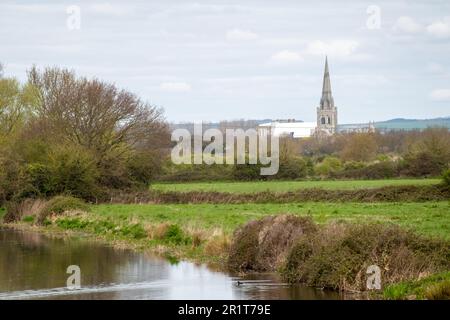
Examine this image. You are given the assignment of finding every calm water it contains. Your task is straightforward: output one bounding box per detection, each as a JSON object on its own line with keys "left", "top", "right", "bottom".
{"left": 0, "top": 227, "right": 341, "bottom": 300}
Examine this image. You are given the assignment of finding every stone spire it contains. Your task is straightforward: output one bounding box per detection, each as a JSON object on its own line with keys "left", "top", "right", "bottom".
{"left": 320, "top": 56, "right": 334, "bottom": 110}
{"left": 316, "top": 56, "right": 338, "bottom": 134}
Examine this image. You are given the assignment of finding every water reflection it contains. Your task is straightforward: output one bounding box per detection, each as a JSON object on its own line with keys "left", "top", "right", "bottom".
{"left": 0, "top": 228, "right": 341, "bottom": 300}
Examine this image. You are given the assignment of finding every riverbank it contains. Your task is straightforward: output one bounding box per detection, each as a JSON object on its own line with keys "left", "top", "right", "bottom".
{"left": 1, "top": 199, "right": 449, "bottom": 299}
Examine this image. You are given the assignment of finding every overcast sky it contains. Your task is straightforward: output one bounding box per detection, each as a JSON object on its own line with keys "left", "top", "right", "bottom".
{"left": 1, "top": 0, "right": 449, "bottom": 123}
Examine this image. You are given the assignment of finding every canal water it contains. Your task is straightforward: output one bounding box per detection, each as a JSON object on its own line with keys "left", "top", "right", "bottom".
{"left": 0, "top": 227, "right": 341, "bottom": 300}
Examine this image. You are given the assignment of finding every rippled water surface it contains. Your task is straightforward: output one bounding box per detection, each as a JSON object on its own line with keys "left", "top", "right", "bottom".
{"left": 0, "top": 227, "right": 341, "bottom": 300}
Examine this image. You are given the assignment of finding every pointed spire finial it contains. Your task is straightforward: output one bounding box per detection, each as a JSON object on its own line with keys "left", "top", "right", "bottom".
{"left": 320, "top": 57, "right": 334, "bottom": 108}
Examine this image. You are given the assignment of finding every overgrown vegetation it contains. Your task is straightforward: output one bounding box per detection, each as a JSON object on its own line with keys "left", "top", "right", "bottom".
{"left": 383, "top": 272, "right": 450, "bottom": 300}
{"left": 2, "top": 196, "right": 89, "bottom": 224}
{"left": 228, "top": 215, "right": 317, "bottom": 272}
{"left": 226, "top": 215, "right": 450, "bottom": 293}
{"left": 148, "top": 184, "right": 450, "bottom": 204}
{"left": 442, "top": 169, "right": 450, "bottom": 187}
{"left": 152, "top": 178, "right": 440, "bottom": 193}
{"left": 156, "top": 129, "right": 450, "bottom": 182}
{"left": 36, "top": 196, "right": 90, "bottom": 225}
{"left": 0, "top": 66, "right": 169, "bottom": 205}
{"left": 281, "top": 222, "right": 450, "bottom": 292}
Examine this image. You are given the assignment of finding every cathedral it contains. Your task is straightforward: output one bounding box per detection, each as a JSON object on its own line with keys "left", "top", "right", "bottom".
{"left": 259, "top": 57, "right": 342, "bottom": 138}
{"left": 316, "top": 57, "right": 338, "bottom": 135}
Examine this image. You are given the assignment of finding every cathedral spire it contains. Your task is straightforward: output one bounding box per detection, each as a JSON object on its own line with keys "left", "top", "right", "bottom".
{"left": 317, "top": 57, "right": 338, "bottom": 135}
{"left": 320, "top": 56, "right": 334, "bottom": 109}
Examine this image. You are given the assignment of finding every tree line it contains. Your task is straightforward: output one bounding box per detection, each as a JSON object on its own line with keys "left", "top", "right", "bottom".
{"left": 158, "top": 128, "right": 450, "bottom": 181}
{"left": 0, "top": 64, "right": 170, "bottom": 204}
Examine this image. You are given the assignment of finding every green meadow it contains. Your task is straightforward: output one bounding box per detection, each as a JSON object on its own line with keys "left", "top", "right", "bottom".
{"left": 151, "top": 178, "right": 441, "bottom": 194}
{"left": 91, "top": 201, "right": 450, "bottom": 240}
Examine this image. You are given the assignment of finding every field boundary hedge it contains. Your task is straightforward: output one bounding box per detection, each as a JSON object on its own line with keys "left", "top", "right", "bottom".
{"left": 104, "top": 184, "right": 449, "bottom": 204}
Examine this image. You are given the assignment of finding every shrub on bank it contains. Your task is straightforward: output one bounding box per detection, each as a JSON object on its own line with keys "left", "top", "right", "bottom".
{"left": 2, "top": 198, "right": 46, "bottom": 223}
{"left": 281, "top": 223, "right": 450, "bottom": 292}
{"left": 227, "top": 215, "right": 317, "bottom": 272}
{"left": 227, "top": 216, "right": 450, "bottom": 293}
{"left": 148, "top": 223, "right": 191, "bottom": 245}
{"left": 37, "top": 196, "right": 90, "bottom": 225}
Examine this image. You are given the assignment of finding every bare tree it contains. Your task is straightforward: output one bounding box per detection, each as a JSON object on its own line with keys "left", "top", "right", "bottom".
{"left": 27, "top": 66, "right": 169, "bottom": 159}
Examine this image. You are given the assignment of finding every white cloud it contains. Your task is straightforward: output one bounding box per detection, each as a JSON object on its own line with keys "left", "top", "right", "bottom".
{"left": 4, "top": 4, "right": 62, "bottom": 13}
{"left": 270, "top": 50, "right": 303, "bottom": 64}
{"left": 89, "top": 3, "right": 134, "bottom": 16}
{"left": 393, "top": 16, "right": 422, "bottom": 33}
{"left": 427, "top": 18, "right": 450, "bottom": 38}
{"left": 226, "top": 29, "right": 259, "bottom": 41}
{"left": 305, "top": 40, "right": 359, "bottom": 57}
{"left": 426, "top": 63, "right": 446, "bottom": 75}
{"left": 430, "top": 89, "right": 450, "bottom": 101}
{"left": 160, "top": 82, "right": 192, "bottom": 93}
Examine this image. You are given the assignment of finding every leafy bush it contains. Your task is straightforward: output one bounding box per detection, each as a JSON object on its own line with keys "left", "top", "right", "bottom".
{"left": 314, "top": 156, "right": 343, "bottom": 177}
{"left": 232, "top": 162, "right": 265, "bottom": 181}
{"left": 442, "top": 169, "right": 450, "bottom": 187}
{"left": 274, "top": 157, "right": 308, "bottom": 180}
{"left": 163, "top": 224, "right": 190, "bottom": 244}
{"left": 158, "top": 163, "right": 233, "bottom": 182}
{"left": 127, "top": 151, "right": 161, "bottom": 186}
{"left": 343, "top": 161, "right": 366, "bottom": 171}
{"left": 403, "top": 151, "right": 447, "bottom": 177}
{"left": 335, "top": 161, "right": 398, "bottom": 179}
{"left": 24, "top": 163, "right": 53, "bottom": 196}
{"left": 46, "top": 145, "right": 100, "bottom": 200}
{"left": 119, "top": 223, "right": 147, "bottom": 239}
{"left": 56, "top": 217, "right": 90, "bottom": 230}
{"left": 37, "top": 196, "right": 90, "bottom": 225}
{"left": 22, "top": 215, "right": 34, "bottom": 223}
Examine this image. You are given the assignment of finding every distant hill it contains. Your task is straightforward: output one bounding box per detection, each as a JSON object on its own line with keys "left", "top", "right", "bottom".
{"left": 170, "top": 117, "right": 450, "bottom": 132}
{"left": 374, "top": 117, "right": 450, "bottom": 130}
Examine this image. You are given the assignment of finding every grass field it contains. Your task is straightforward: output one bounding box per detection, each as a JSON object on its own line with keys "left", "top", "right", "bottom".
{"left": 151, "top": 178, "right": 441, "bottom": 194}
{"left": 92, "top": 201, "right": 450, "bottom": 239}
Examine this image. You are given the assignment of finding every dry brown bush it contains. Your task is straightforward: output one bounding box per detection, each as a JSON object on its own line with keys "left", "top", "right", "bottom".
{"left": 282, "top": 223, "right": 450, "bottom": 292}
{"left": 3, "top": 198, "right": 47, "bottom": 223}
{"left": 228, "top": 215, "right": 317, "bottom": 272}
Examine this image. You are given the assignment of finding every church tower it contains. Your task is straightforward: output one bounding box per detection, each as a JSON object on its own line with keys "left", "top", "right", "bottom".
{"left": 317, "top": 57, "right": 338, "bottom": 134}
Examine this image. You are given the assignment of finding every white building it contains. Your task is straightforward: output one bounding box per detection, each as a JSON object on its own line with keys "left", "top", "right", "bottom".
{"left": 258, "top": 120, "right": 317, "bottom": 138}
{"left": 258, "top": 57, "right": 346, "bottom": 138}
